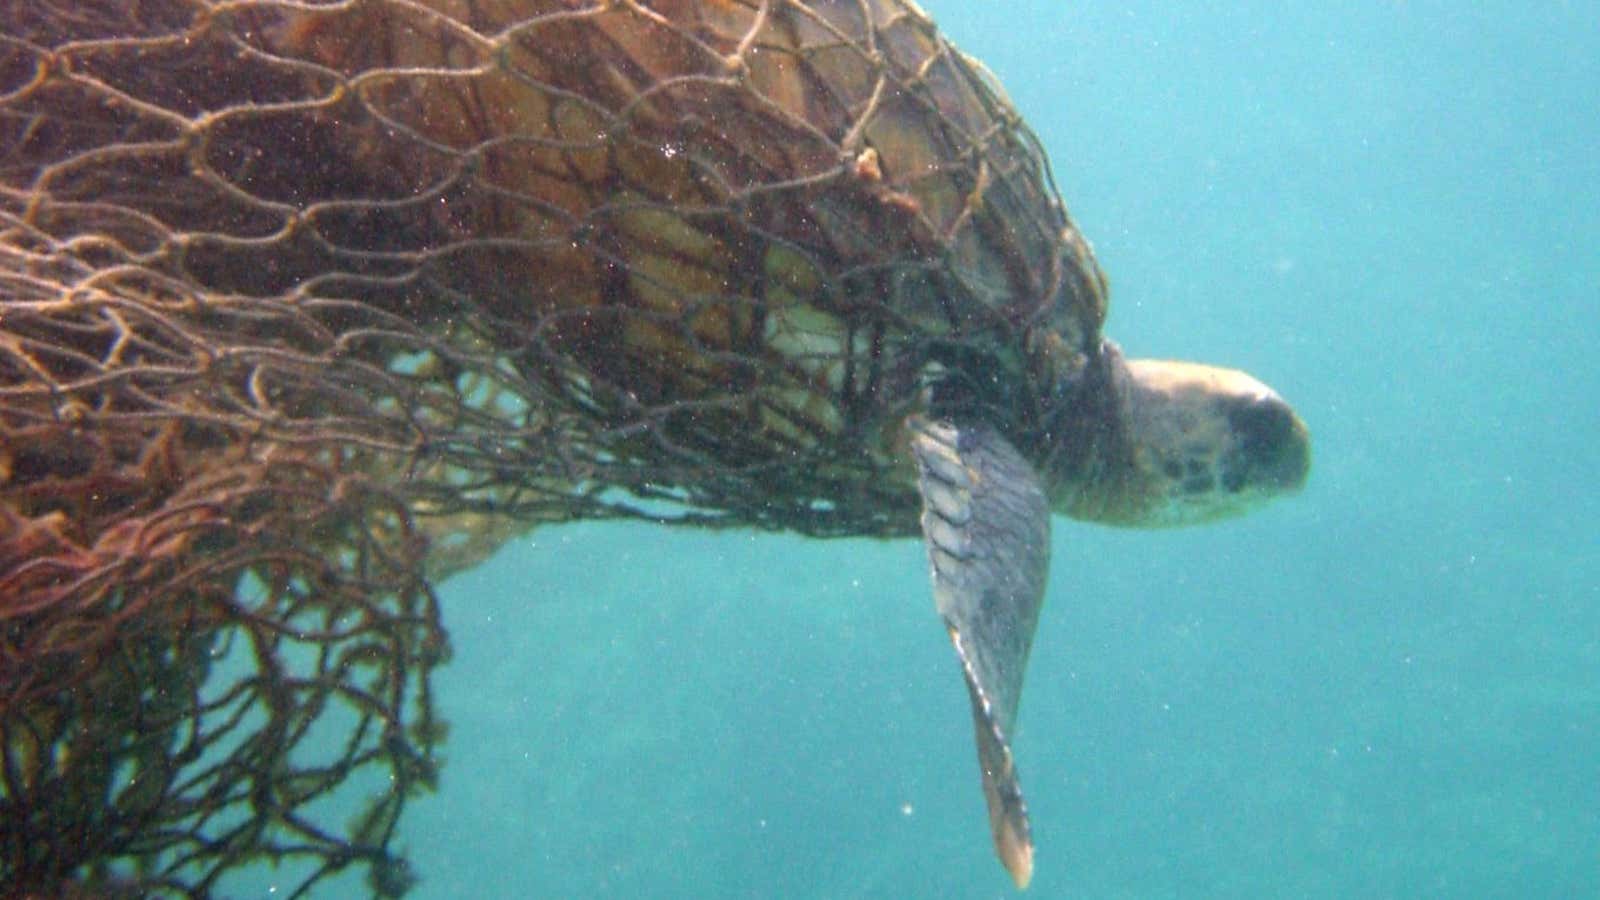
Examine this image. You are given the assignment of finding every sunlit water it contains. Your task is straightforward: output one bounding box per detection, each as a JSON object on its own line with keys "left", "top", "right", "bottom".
{"left": 240, "top": 3, "right": 1598, "bottom": 897}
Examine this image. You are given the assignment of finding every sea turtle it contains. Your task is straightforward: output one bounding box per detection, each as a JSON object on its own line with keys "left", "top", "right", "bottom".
{"left": 2, "top": 0, "right": 1309, "bottom": 890}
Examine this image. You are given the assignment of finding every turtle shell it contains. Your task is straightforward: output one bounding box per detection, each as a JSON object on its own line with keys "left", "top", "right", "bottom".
{"left": 2, "top": 0, "right": 1106, "bottom": 540}
{"left": 257, "top": 0, "right": 1111, "bottom": 535}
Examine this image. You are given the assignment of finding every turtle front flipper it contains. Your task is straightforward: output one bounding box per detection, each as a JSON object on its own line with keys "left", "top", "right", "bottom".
{"left": 909, "top": 417, "right": 1051, "bottom": 890}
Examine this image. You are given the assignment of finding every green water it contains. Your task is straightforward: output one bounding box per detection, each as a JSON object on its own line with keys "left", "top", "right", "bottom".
{"left": 255, "top": 3, "right": 1598, "bottom": 897}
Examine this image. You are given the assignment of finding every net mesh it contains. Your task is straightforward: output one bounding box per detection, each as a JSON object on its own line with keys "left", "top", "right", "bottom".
{"left": 0, "top": 0, "right": 1105, "bottom": 894}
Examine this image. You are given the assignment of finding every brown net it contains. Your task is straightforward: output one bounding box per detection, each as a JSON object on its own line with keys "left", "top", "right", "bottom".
{"left": 0, "top": 0, "right": 1105, "bottom": 895}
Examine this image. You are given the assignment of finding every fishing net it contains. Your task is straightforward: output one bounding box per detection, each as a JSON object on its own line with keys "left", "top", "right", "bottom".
{"left": 0, "top": 0, "right": 1101, "bottom": 894}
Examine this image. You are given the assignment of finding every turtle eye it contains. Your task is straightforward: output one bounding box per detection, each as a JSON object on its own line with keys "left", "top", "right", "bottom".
{"left": 1227, "top": 395, "right": 1310, "bottom": 490}
{"left": 1229, "top": 396, "right": 1296, "bottom": 454}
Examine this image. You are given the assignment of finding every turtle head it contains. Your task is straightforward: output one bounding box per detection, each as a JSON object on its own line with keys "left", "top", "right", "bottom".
{"left": 1056, "top": 344, "right": 1310, "bottom": 527}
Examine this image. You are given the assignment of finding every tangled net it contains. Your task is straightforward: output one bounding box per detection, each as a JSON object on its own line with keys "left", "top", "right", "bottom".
{"left": 1, "top": 0, "right": 1101, "bottom": 895}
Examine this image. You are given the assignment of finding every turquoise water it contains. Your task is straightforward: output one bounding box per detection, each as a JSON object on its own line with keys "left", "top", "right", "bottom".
{"left": 310, "top": 4, "right": 1596, "bottom": 897}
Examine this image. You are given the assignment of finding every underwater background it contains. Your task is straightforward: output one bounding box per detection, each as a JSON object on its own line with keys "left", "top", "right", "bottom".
{"left": 236, "top": 2, "right": 1597, "bottom": 896}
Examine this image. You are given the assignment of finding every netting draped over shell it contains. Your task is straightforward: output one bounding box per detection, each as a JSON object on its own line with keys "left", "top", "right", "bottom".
{"left": 1, "top": 0, "right": 1104, "bottom": 893}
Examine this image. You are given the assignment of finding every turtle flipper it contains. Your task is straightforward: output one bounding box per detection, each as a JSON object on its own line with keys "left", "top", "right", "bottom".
{"left": 909, "top": 417, "right": 1051, "bottom": 890}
